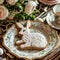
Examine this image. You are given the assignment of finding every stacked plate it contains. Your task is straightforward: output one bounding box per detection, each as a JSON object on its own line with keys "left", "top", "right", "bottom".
{"left": 2, "top": 21, "right": 59, "bottom": 60}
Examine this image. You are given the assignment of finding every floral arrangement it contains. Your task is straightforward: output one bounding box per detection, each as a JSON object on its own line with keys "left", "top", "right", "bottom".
{"left": 0, "top": 0, "right": 41, "bottom": 20}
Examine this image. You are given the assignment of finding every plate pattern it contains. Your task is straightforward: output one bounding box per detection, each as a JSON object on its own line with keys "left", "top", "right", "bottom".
{"left": 3, "top": 21, "right": 59, "bottom": 60}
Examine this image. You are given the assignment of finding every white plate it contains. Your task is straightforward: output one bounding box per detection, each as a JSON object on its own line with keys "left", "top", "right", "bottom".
{"left": 3, "top": 21, "right": 59, "bottom": 60}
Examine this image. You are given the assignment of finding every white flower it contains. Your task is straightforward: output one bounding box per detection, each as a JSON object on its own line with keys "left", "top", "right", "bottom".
{"left": 6, "top": 0, "right": 18, "bottom": 5}
{"left": 0, "top": 48, "right": 3, "bottom": 55}
{"left": 0, "top": 0, "right": 4, "bottom": 4}
{"left": 0, "top": 6, "right": 9, "bottom": 20}
{"left": 25, "top": 0, "right": 38, "bottom": 15}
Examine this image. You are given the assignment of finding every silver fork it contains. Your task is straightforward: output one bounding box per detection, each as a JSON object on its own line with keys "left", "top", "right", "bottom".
{"left": 34, "top": 6, "right": 53, "bottom": 22}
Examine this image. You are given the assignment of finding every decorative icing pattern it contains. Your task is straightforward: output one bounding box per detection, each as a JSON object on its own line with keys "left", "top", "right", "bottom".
{"left": 3, "top": 22, "right": 58, "bottom": 59}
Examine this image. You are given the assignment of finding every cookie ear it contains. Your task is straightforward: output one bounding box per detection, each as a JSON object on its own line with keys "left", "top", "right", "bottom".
{"left": 26, "top": 21, "right": 31, "bottom": 28}
{"left": 16, "top": 23, "right": 24, "bottom": 29}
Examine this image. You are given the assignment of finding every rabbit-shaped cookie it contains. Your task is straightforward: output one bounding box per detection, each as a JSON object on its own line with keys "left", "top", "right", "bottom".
{"left": 15, "top": 21, "right": 48, "bottom": 50}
